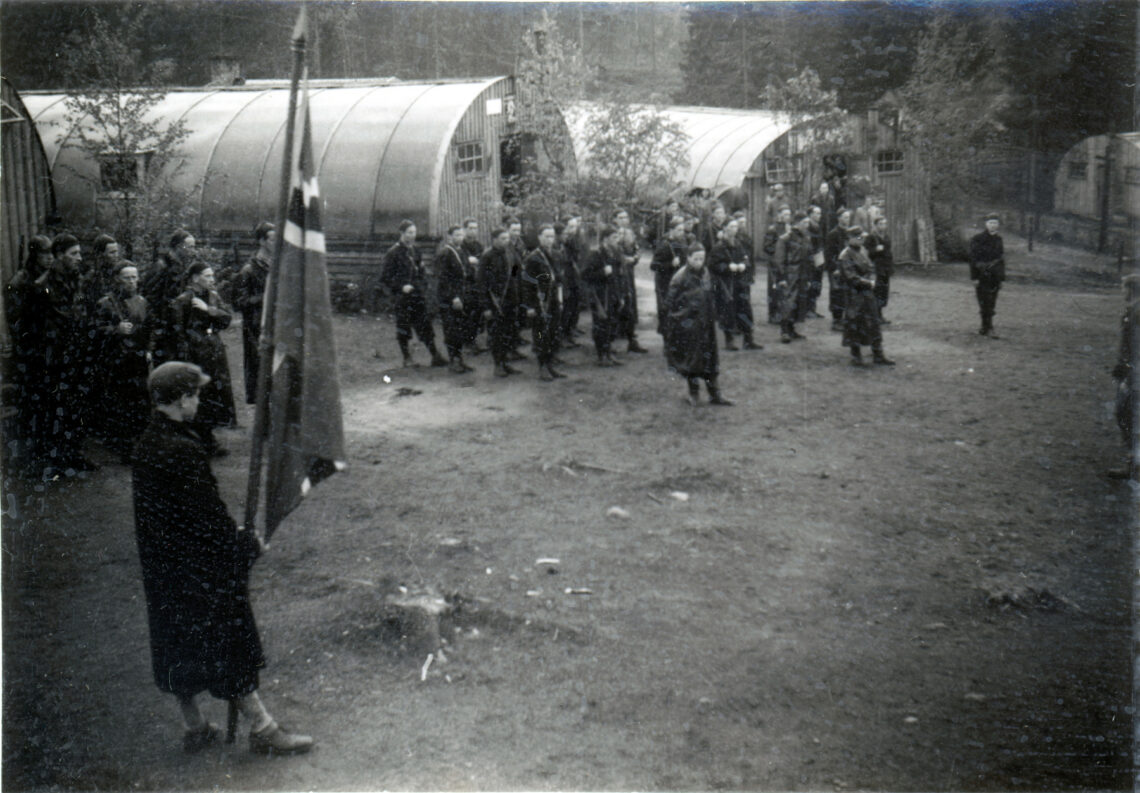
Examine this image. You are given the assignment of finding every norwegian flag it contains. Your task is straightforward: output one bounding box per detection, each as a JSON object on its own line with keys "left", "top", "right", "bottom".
{"left": 263, "top": 73, "right": 346, "bottom": 540}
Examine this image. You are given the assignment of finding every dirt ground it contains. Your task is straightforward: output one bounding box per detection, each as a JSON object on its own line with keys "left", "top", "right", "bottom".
{"left": 2, "top": 237, "right": 1135, "bottom": 791}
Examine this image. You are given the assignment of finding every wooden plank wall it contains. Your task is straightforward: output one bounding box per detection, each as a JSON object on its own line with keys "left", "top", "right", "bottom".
{"left": 435, "top": 78, "right": 512, "bottom": 242}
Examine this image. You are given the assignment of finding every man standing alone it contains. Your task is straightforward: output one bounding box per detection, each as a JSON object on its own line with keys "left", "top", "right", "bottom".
{"left": 969, "top": 213, "right": 1005, "bottom": 338}
{"left": 132, "top": 361, "right": 312, "bottom": 756}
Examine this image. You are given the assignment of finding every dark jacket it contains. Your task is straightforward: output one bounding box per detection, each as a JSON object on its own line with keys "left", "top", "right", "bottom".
{"left": 233, "top": 252, "right": 271, "bottom": 330}
{"left": 651, "top": 239, "right": 687, "bottom": 279}
{"left": 969, "top": 231, "right": 1004, "bottom": 282}
{"left": 380, "top": 242, "right": 428, "bottom": 296}
{"left": 479, "top": 245, "right": 519, "bottom": 316}
{"left": 664, "top": 264, "right": 719, "bottom": 379}
{"left": 436, "top": 243, "right": 476, "bottom": 307}
{"left": 521, "top": 246, "right": 562, "bottom": 316}
{"left": 169, "top": 288, "right": 236, "bottom": 427}
{"left": 867, "top": 231, "right": 893, "bottom": 278}
{"left": 581, "top": 246, "right": 624, "bottom": 317}
{"left": 131, "top": 412, "right": 263, "bottom": 699}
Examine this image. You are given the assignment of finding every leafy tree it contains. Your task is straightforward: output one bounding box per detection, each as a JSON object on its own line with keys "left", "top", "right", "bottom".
{"left": 59, "top": 9, "right": 197, "bottom": 260}
{"left": 896, "top": 11, "right": 1011, "bottom": 256}
{"left": 570, "top": 101, "right": 690, "bottom": 213}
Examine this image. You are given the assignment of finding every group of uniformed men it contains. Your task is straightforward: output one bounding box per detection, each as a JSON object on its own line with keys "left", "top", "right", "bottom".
{"left": 4, "top": 224, "right": 277, "bottom": 476}
{"left": 373, "top": 182, "right": 910, "bottom": 400}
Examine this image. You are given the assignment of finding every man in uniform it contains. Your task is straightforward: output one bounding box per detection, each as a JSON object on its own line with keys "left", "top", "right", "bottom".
{"left": 435, "top": 225, "right": 476, "bottom": 374}
{"left": 522, "top": 224, "right": 566, "bottom": 381}
{"left": 710, "top": 218, "right": 761, "bottom": 350}
{"left": 480, "top": 228, "right": 522, "bottom": 377}
{"left": 582, "top": 225, "right": 625, "bottom": 367}
{"left": 867, "top": 215, "right": 894, "bottom": 324}
{"left": 838, "top": 227, "right": 895, "bottom": 366}
{"left": 31, "top": 233, "right": 97, "bottom": 475}
{"left": 824, "top": 209, "right": 853, "bottom": 331}
{"left": 381, "top": 220, "right": 447, "bottom": 367}
{"left": 772, "top": 211, "right": 813, "bottom": 344}
{"left": 460, "top": 217, "right": 487, "bottom": 354}
{"left": 233, "top": 222, "right": 275, "bottom": 404}
{"left": 132, "top": 361, "right": 313, "bottom": 756}
{"left": 555, "top": 218, "right": 583, "bottom": 349}
{"left": 614, "top": 209, "right": 648, "bottom": 354}
{"left": 651, "top": 216, "right": 687, "bottom": 335}
{"left": 764, "top": 205, "right": 792, "bottom": 324}
{"left": 94, "top": 262, "right": 151, "bottom": 461}
{"left": 969, "top": 213, "right": 1005, "bottom": 338}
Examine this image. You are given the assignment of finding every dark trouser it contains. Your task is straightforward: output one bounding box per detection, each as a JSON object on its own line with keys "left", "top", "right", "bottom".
{"left": 592, "top": 308, "right": 617, "bottom": 357}
{"left": 394, "top": 294, "right": 436, "bottom": 357}
{"left": 828, "top": 269, "right": 847, "bottom": 320}
{"left": 806, "top": 267, "right": 823, "bottom": 313}
{"left": 732, "top": 282, "right": 754, "bottom": 340}
{"left": 874, "top": 273, "right": 891, "bottom": 316}
{"left": 688, "top": 375, "right": 723, "bottom": 398}
{"left": 767, "top": 268, "right": 779, "bottom": 323}
{"left": 241, "top": 320, "right": 259, "bottom": 405}
{"left": 441, "top": 306, "right": 472, "bottom": 360}
{"left": 488, "top": 309, "right": 517, "bottom": 366}
{"left": 533, "top": 303, "right": 561, "bottom": 366}
{"left": 975, "top": 277, "right": 1001, "bottom": 330}
{"left": 562, "top": 275, "right": 581, "bottom": 340}
{"left": 654, "top": 270, "right": 677, "bottom": 334}
{"left": 620, "top": 275, "right": 639, "bottom": 341}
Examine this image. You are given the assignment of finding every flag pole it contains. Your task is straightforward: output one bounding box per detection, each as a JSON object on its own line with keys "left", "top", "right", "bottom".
{"left": 244, "top": 6, "right": 307, "bottom": 537}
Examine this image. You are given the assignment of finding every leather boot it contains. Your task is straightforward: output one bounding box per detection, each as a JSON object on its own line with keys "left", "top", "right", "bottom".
{"left": 742, "top": 331, "right": 763, "bottom": 350}
{"left": 687, "top": 380, "right": 701, "bottom": 406}
{"left": 850, "top": 346, "right": 866, "bottom": 367}
{"left": 872, "top": 348, "right": 895, "bottom": 366}
{"left": 724, "top": 332, "right": 739, "bottom": 351}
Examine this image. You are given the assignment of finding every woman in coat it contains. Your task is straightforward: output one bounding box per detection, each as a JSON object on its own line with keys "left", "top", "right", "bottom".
{"left": 663, "top": 244, "right": 733, "bottom": 406}
{"left": 169, "top": 262, "right": 237, "bottom": 453}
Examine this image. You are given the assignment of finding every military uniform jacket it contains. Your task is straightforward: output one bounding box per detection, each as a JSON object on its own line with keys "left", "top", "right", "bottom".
{"left": 968, "top": 231, "right": 1004, "bottom": 282}
{"left": 710, "top": 237, "right": 753, "bottom": 285}
{"left": 380, "top": 242, "right": 428, "bottom": 296}
{"left": 233, "top": 253, "right": 270, "bottom": 328}
{"left": 436, "top": 243, "right": 476, "bottom": 307}
{"left": 522, "top": 246, "right": 562, "bottom": 316}
{"left": 867, "top": 232, "right": 893, "bottom": 278}
{"left": 651, "top": 240, "right": 687, "bottom": 278}
{"left": 772, "top": 230, "right": 812, "bottom": 286}
{"left": 581, "top": 246, "right": 624, "bottom": 315}
{"left": 837, "top": 246, "right": 875, "bottom": 291}
{"left": 479, "top": 246, "right": 520, "bottom": 316}
{"left": 95, "top": 289, "right": 150, "bottom": 359}
{"left": 825, "top": 227, "right": 849, "bottom": 273}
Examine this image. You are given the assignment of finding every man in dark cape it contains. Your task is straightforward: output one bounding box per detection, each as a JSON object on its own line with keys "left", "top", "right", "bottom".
{"left": 132, "top": 361, "right": 312, "bottom": 755}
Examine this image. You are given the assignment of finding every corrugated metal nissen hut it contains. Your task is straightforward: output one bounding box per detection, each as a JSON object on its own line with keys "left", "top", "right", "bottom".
{"left": 1049, "top": 132, "right": 1139, "bottom": 254}
{"left": 24, "top": 76, "right": 577, "bottom": 256}
{"left": 1, "top": 77, "right": 58, "bottom": 353}
{"left": 573, "top": 100, "right": 935, "bottom": 262}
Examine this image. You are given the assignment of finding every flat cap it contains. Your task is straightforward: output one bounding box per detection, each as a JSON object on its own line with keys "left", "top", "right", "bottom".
{"left": 149, "top": 361, "right": 211, "bottom": 405}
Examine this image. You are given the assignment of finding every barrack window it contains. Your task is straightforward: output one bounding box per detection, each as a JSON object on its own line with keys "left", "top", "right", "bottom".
{"left": 98, "top": 151, "right": 152, "bottom": 192}
{"left": 764, "top": 157, "right": 800, "bottom": 185}
{"left": 1068, "top": 161, "right": 1087, "bottom": 180}
{"left": 456, "top": 141, "right": 485, "bottom": 176}
{"left": 875, "top": 150, "right": 904, "bottom": 175}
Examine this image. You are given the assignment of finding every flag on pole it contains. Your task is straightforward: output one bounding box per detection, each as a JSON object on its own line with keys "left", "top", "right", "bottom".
{"left": 264, "top": 73, "right": 346, "bottom": 540}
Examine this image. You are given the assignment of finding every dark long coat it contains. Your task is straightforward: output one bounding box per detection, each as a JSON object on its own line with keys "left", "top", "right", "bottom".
{"left": 664, "top": 264, "right": 719, "bottom": 379}
{"left": 772, "top": 228, "right": 813, "bottom": 322}
{"left": 169, "top": 288, "right": 237, "bottom": 427}
{"left": 94, "top": 289, "right": 152, "bottom": 452}
{"left": 709, "top": 236, "right": 753, "bottom": 332}
{"left": 838, "top": 245, "right": 882, "bottom": 347}
{"left": 131, "top": 413, "right": 263, "bottom": 699}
